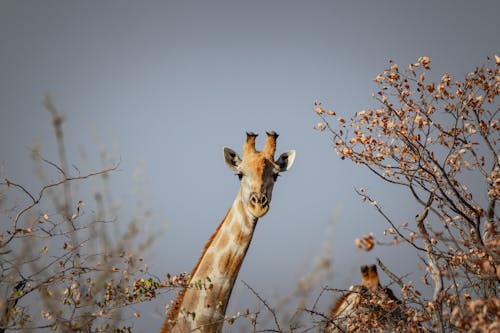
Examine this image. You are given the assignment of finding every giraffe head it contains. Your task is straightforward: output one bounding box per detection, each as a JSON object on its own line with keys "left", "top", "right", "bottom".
{"left": 223, "top": 131, "right": 296, "bottom": 218}
{"left": 360, "top": 264, "right": 381, "bottom": 291}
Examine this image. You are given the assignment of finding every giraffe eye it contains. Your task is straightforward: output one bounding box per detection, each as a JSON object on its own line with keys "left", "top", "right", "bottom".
{"left": 273, "top": 173, "right": 280, "bottom": 181}
{"left": 236, "top": 173, "right": 243, "bottom": 180}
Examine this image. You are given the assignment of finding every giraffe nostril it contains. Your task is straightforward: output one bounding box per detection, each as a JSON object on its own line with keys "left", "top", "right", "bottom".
{"left": 250, "top": 193, "right": 268, "bottom": 207}
{"left": 250, "top": 193, "right": 259, "bottom": 205}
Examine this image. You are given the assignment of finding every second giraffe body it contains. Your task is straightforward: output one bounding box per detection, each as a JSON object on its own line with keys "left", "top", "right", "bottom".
{"left": 325, "top": 265, "right": 404, "bottom": 332}
{"left": 161, "top": 132, "right": 295, "bottom": 333}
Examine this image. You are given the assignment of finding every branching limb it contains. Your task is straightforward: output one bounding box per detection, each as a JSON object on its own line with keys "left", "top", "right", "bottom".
{"left": 415, "top": 193, "right": 444, "bottom": 333}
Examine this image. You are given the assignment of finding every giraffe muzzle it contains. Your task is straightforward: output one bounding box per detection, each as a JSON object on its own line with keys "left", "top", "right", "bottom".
{"left": 249, "top": 192, "right": 270, "bottom": 217}
{"left": 250, "top": 192, "right": 268, "bottom": 206}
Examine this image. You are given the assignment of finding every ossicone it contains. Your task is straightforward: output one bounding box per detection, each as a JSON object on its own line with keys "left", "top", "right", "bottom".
{"left": 243, "top": 132, "right": 258, "bottom": 156}
{"left": 262, "top": 131, "right": 279, "bottom": 158}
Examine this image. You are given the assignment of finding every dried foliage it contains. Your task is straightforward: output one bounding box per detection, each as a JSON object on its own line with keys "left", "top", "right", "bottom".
{"left": 320, "top": 264, "right": 418, "bottom": 333}
{"left": 324, "top": 285, "right": 418, "bottom": 333}
{"left": 315, "top": 56, "right": 499, "bottom": 332}
{"left": 0, "top": 96, "right": 184, "bottom": 332}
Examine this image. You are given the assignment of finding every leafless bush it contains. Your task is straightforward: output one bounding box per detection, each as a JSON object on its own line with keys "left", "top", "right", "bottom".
{"left": 0, "top": 96, "right": 183, "bottom": 332}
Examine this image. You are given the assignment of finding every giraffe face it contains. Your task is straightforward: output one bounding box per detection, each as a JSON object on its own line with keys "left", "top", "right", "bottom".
{"left": 223, "top": 132, "right": 295, "bottom": 218}
{"left": 360, "top": 264, "right": 380, "bottom": 291}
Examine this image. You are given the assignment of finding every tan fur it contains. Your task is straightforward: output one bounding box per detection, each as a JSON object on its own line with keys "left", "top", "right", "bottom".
{"left": 329, "top": 292, "right": 356, "bottom": 319}
{"left": 197, "top": 252, "right": 214, "bottom": 276}
{"left": 216, "top": 233, "right": 229, "bottom": 250}
{"left": 234, "top": 229, "right": 252, "bottom": 246}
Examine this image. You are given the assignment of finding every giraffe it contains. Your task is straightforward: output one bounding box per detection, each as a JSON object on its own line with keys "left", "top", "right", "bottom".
{"left": 161, "top": 131, "right": 296, "bottom": 333}
{"left": 324, "top": 264, "right": 404, "bottom": 332}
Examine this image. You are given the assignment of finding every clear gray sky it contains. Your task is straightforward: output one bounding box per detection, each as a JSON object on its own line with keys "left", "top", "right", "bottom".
{"left": 1, "top": 1, "right": 499, "bottom": 331}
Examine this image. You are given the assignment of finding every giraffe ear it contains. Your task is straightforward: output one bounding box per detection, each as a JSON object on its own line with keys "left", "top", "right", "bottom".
{"left": 223, "top": 147, "right": 242, "bottom": 170}
{"left": 275, "top": 150, "right": 296, "bottom": 172}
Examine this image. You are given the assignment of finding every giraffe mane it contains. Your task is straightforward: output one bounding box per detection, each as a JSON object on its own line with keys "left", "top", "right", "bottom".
{"left": 329, "top": 292, "right": 350, "bottom": 318}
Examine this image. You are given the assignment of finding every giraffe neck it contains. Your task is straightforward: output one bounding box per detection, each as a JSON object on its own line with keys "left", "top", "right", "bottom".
{"left": 161, "top": 191, "right": 258, "bottom": 333}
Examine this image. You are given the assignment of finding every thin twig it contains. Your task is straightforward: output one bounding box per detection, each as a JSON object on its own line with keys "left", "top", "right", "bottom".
{"left": 242, "top": 280, "right": 282, "bottom": 332}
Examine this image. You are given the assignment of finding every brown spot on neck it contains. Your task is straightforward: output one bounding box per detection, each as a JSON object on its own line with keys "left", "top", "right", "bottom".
{"left": 216, "top": 232, "right": 229, "bottom": 250}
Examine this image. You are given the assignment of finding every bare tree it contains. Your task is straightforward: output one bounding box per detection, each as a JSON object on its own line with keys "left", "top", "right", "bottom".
{"left": 315, "top": 55, "right": 499, "bottom": 332}
{"left": 0, "top": 96, "right": 182, "bottom": 332}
